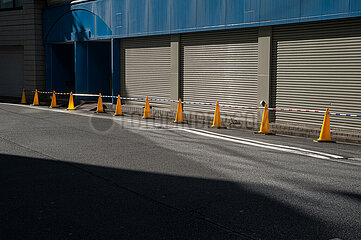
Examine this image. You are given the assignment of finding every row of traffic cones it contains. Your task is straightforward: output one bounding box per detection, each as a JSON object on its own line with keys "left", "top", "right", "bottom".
{"left": 28, "top": 89, "right": 74, "bottom": 110}
{"left": 25, "top": 88, "right": 334, "bottom": 142}
{"left": 94, "top": 93, "right": 123, "bottom": 116}
{"left": 22, "top": 89, "right": 63, "bottom": 108}
{"left": 25, "top": 89, "right": 121, "bottom": 114}
{"left": 255, "top": 104, "right": 334, "bottom": 142}
{"left": 143, "top": 97, "right": 223, "bottom": 128}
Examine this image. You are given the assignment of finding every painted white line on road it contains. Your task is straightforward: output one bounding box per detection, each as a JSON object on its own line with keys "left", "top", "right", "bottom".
{"left": 185, "top": 128, "right": 344, "bottom": 159}
{"left": 3, "top": 103, "right": 361, "bottom": 166}
{"left": 0, "top": 103, "right": 171, "bottom": 129}
{"left": 180, "top": 128, "right": 332, "bottom": 160}
{"left": 179, "top": 129, "right": 361, "bottom": 166}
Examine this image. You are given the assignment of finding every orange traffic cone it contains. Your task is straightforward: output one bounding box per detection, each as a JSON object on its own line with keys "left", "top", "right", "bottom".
{"left": 255, "top": 104, "right": 273, "bottom": 135}
{"left": 50, "top": 91, "right": 57, "bottom": 108}
{"left": 114, "top": 95, "right": 122, "bottom": 116}
{"left": 210, "top": 101, "right": 226, "bottom": 129}
{"left": 20, "top": 88, "right": 27, "bottom": 104}
{"left": 67, "top": 92, "right": 75, "bottom": 110}
{"left": 32, "top": 89, "right": 39, "bottom": 106}
{"left": 314, "top": 108, "right": 335, "bottom": 143}
{"left": 96, "top": 93, "right": 104, "bottom": 113}
{"left": 143, "top": 96, "right": 151, "bottom": 119}
{"left": 174, "top": 99, "right": 184, "bottom": 123}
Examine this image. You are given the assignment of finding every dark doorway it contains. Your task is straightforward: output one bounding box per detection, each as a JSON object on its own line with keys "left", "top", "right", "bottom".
{"left": 87, "top": 41, "right": 111, "bottom": 96}
{"left": 50, "top": 43, "right": 75, "bottom": 93}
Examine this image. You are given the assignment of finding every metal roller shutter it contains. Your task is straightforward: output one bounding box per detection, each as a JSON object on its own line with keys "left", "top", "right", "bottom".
{"left": 122, "top": 36, "right": 171, "bottom": 107}
{"left": 272, "top": 18, "right": 361, "bottom": 130}
{"left": 181, "top": 29, "right": 258, "bottom": 115}
{"left": 0, "top": 46, "right": 23, "bottom": 97}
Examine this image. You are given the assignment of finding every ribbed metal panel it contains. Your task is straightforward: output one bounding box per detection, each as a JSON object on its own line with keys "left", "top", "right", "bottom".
{"left": 272, "top": 18, "right": 361, "bottom": 130}
{"left": 181, "top": 29, "right": 258, "bottom": 115}
{"left": 122, "top": 36, "right": 171, "bottom": 107}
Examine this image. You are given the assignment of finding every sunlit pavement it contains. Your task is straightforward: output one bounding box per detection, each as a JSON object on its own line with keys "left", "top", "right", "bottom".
{"left": 1, "top": 103, "right": 360, "bottom": 240}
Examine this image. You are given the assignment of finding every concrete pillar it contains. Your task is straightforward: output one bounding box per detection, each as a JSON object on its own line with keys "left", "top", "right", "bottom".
{"left": 111, "top": 39, "right": 120, "bottom": 103}
{"left": 257, "top": 26, "right": 272, "bottom": 121}
{"left": 170, "top": 34, "right": 180, "bottom": 110}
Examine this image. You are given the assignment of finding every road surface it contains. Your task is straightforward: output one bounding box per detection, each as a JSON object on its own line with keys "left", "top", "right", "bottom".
{"left": 0, "top": 103, "right": 360, "bottom": 240}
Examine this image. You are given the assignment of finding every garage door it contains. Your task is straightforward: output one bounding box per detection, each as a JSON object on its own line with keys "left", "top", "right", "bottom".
{"left": 272, "top": 18, "right": 361, "bottom": 130}
{"left": 181, "top": 29, "right": 258, "bottom": 115}
{"left": 0, "top": 46, "right": 24, "bottom": 97}
{"left": 121, "top": 36, "right": 171, "bottom": 107}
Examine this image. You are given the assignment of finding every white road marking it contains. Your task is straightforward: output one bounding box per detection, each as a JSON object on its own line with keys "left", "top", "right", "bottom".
{"left": 183, "top": 128, "right": 344, "bottom": 159}
{"left": 0, "top": 103, "right": 169, "bottom": 129}
{"left": 180, "top": 128, "right": 332, "bottom": 160}
{"left": 2, "top": 103, "right": 360, "bottom": 166}
{"left": 179, "top": 128, "right": 361, "bottom": 166}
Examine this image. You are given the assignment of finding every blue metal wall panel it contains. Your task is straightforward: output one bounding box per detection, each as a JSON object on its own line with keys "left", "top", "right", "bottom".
{"left": 260, "top": 0, "right": 301, "bottom": 21}
{"left": 127, "top": 0, "right": 148, "bottom": 35}
{"left": 74, "top": 41, "right": 88, "bottom": 93}
{"left": 244, "top": 0, "right": 260, "bottom": 23}
{"left": 44, "top": 0, "right": 361, "bottom": 43}
{"left": 95, "top": 14, "right": 112, "bottom": 38}
{"left": 72, "top": 10, "right": 94, "bottom": 35}
{"left": 170, "top": 0, "right": 196, "bottom": 31}
{"left": 111, "top": 0, "right": 126, "bottom": 36}
{"left": 301, "top": 0, "right": 349, "bottom": 17}
{"left": 225, "top": 0, "right": 245, "bottom": 25}
{"left": 45, "top": 9, "right": 112, "bottom": 42}
{"left": 350, "top": 0, "right": 361, "bottom": 11}
{"left": 320, "top": 0, "right": 349, "bottom": 15}
{"left": 93, "top": 0, "right": 112, "bottom": 29}
{"left": 300, "top": 0, "right": 325, "bottom": 17}
{"left": 49, "top": 44, "right": 75, "bottom": 93}
{"left": 43, "top": 5, "right": 70, "bottom": 39}
{"left": 196, "top": 0, "right": 226, "bottom": 28}
{"left": 87, "top": 42, "right": 111, "bottom": 95}
{"left": 111, "top": 39, "right": 120, "bottom": 97}
{"left": 148, "top": 0, "right": 170, "bottom": 33}
{"left": 45, "top": 11, "right": 73, "bottom": 42}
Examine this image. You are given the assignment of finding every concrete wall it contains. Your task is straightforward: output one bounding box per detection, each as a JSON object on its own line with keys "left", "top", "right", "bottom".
{"left": 0, "top": 0, "right": 46, "bottom": 97}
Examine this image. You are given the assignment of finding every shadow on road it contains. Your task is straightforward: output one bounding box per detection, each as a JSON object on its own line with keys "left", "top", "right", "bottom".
{"left": 0, "top": 153, "right": 345, "bottom": 240}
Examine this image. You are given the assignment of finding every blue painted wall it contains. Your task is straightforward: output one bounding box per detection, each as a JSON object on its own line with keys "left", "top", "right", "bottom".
{"left": 47, "top": 44, "right": 75, "bottom": 93}
{"left": 44, "top": 0, "right": 361, "bottom": 43}
{"left": 73, "top": 41, "right": 111, "bottom": 95}
{"left": 88, "top": 42, "right": 111, "bottom": 95}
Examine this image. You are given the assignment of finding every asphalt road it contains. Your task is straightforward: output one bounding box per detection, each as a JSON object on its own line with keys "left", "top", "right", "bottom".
{"left": 0, "top": 103, "right": 360, "bottom": 240}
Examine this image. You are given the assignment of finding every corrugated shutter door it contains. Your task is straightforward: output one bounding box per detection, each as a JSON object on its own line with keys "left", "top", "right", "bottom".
{"left": 272, "top": 18, "right": 361, "bottom": 130}
{"left": 0, "top": 46, "right": 23, "bottom": 97}
{"left": 122, "top": 36, "right": 171, "bottom": 106}
{"left": 181, "top": 29, "right": 258, "bottom": 115}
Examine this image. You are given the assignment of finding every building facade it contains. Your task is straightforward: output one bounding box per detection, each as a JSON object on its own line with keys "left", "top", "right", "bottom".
{"left": 0, "top": 0, "right": 46, "bottom": 98}
{"left": 1, "top": 0, "right": 361, "bottom": 132}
